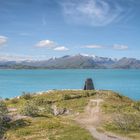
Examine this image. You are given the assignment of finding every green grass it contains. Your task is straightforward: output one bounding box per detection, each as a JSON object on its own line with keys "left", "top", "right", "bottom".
{"left": 4, "top": 90, "right": 98, "bottom": 140}
{"left": 99, "top": 91, "right": 140, "bottom": 139}
{"left": 5, "top": 90, "right": 97, "bottom": 112}
{"left": 104, "top": 122, "right": 140, "bottom": 139}
{"left": 5, "top": 117, "right": 95, "bottom": 140}
{"left": 3, "top": 90, "right": 140, "bottom": 140}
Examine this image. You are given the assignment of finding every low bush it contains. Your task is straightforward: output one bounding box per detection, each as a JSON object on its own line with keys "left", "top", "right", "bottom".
{"left": 41, "top": 104, "right": 53, "bottom": 115}
{"left": 33, "top": 97, "right": 52, "bottom": 106}
{"left": 0, "top": 100, "right": 8, "bottom": 138}
{"left": 20, "top": 101, "right": 39, "bottom": 117}
{"left": 63, "top": 94, "right": 72, "bottom": 100}
{"left": 10, "top": 98, "right": 18, "bottom": 104}
{"left": 20, "top": 92, "right": 32, "bottom": 100}
{"left": 63, "top": 91, "right": 96, "bottom": 101}
{"left": 113, "top": 113, "right": 140, "bottom": 132}
{"left": 5, "top": 98, "right": 9, "bottom": 101}
{"left": 133, "top": 101, "right": 140, "bottom": 111}
{"left": 83, "top": 91, "right": 96, "bottom": 97}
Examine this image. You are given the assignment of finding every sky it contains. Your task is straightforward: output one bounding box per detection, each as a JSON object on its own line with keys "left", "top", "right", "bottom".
{"left": 0, "top": 0, "right": 140, "bottom": 60}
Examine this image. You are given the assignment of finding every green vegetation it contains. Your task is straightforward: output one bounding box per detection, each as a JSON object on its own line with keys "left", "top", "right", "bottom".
{"left": 3, "top": 90, "right": 97, "bottom": 140}
{"left": 20, "top": 92, "right": 33, "bottom": 100}
{"left": 113, "top": 113, "right": 140, "bottom": 131}
{"left": 133, "top": 101, "right": 140, "bottom": 111}
{"left": 1, "top": 90, "right": 140, "bottom": 139}
{"left": 19, "top": 101, "right": 40, "bottom": 117}
{"left": 0, "top": 100, "right": 8, "bottom": 138}
{"left": 101, "top": 91, "right": 140, "bottom": 139}
{"left": 5, "top": 117, "right": 94, "bottom": 140}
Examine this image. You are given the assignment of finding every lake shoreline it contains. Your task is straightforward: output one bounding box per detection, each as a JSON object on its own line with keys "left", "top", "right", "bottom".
{"left": 1, "top": 69, "right": 140, "bottom": 100}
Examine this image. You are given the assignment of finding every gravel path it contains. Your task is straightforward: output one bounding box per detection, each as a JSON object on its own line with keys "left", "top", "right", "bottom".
{"left": 76, "top": 99, "right": 131, "bottom": 140}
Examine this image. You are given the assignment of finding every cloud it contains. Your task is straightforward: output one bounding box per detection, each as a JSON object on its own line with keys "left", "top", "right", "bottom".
{"left": 84, "top": 43, "right": 128, "bottom": 50}
{"left": 84, "top": 44, "right": 104, "bottom": 49}
{"left": 36, "top": 40, "right": 56, "bottom": 48}
{"left": 0, "top": 36, "right": 8, "bottom": 46}
{"left": 36, "top": 39, "right": 69, "bottom": 51}
{"left": 60, "top": 0, "right": 131, "bottom": 26}
{"left": 54, "top": 46, "right": 69, "bottom": 51}
{"left": 113, "top": 44, "right": 128, "bottom": 50}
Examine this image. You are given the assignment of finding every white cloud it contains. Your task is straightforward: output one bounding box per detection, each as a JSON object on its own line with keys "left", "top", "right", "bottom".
{"left": 54, "top": 46, "right": 69, "bottom": 51}
{"left": 84, "top": 44, "right": 103, "bottom": 49}
{"left": 36, "top": 40, "right": 56, "bottom": 48}
{"left": 0, "top": 36, "right": 8, "bottom": 46}
{"left": 84, "top": 43, "right": 128, "bottom": 50}
{"left": 113, "top": 44, "right": 128, "bottom": 50}
{"left": 36, "top": 40, "right": 69, "bottom": 51}
{"left": 60, "top": 0, "right": 129, "bottom": 26}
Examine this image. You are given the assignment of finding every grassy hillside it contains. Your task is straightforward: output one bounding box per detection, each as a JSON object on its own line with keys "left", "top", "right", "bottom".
{"left": 1, "top": 90, "right": 140, "bottom": 140}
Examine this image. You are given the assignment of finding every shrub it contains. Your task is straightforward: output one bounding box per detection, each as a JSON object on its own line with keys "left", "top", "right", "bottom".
{"left": 113, "top": 113, "right": 140, "bottom": 132}
{"left": 115, "top": 93, "right": 123, "bottom": 99}
{"left": 20, "top": 92, "right": 32, "bottom": 100}
{"left": 5, "top": 98, "right": 9, "bottom": 101}
{"left": 133, "top": 101, "right": 140, "bottom": 111}
{"left": 0, "top": 100, "right": 8, "bottom": 138}
{"left": 41, "top": 104, "right": 53, "bottom": 115}
{"left": 10, "top": 98, "right": 18, "bottom": 104}
{"left": 0, "top": 100, "right": 8, "bottom": 116}
{"left": 90, "top": 91, "right": 96, "bottom": 96}
{"left": 63, "top": 94, "right": 72, "bottom": 100}
{"left": 20, "top": 101, "right": 39, "bottom": 117}
{"left": 33, "top": 97, "right": 51, "bottom": 106}
{"left": 84, "top": 91, "right": 90, "bottom": 97}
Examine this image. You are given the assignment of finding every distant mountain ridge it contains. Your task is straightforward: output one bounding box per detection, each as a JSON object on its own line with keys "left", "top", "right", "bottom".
{"left": 0, "top": 54, "right": 140, "bottom": 69}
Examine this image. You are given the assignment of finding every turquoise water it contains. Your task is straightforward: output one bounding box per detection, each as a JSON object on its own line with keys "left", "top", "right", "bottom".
{"left": 0, "top": 69, "right": 140, "bottom": 100}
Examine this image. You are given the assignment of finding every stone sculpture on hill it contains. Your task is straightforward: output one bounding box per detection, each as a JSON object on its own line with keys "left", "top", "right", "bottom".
{"left": 84, "top": 78, "right": 95, "bottom": 90}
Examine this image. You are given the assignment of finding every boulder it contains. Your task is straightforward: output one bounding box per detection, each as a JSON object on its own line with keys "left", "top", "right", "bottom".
{"left": 51, "top": 105, "right": 70, "bottom": 116}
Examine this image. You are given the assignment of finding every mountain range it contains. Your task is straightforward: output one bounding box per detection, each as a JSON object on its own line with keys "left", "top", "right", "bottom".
{"left": 0, "top": 54, "right": 140, "bottom": 69}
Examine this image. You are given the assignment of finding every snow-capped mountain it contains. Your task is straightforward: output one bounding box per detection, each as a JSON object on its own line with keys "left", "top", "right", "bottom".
{"left": 0, "top": 54, "right": 140, "bottom": 69}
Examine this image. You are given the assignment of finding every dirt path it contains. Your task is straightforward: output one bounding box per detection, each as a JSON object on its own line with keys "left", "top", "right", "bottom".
{"left": 76, "top": 99, "right": 130, "bottom": 140}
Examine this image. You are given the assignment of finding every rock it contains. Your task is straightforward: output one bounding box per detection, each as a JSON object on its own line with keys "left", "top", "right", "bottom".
{"left": 2, "top": 116, "right": 12, "bottom": 122}
{"left": 51, "top": 105, "right": 70, "bottom": 116}
{"left": 84, "top": 78, "right": 95, "bottom": 90}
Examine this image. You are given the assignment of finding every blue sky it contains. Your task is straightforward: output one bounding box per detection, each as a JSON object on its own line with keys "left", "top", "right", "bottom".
{"left": 0, "top": 0, "right": 140, "bottom": 60}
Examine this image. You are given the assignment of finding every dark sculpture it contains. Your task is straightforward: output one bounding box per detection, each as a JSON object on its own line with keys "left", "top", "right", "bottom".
{"left": 84, "top": 78, "right": 95, "bottom": 90}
